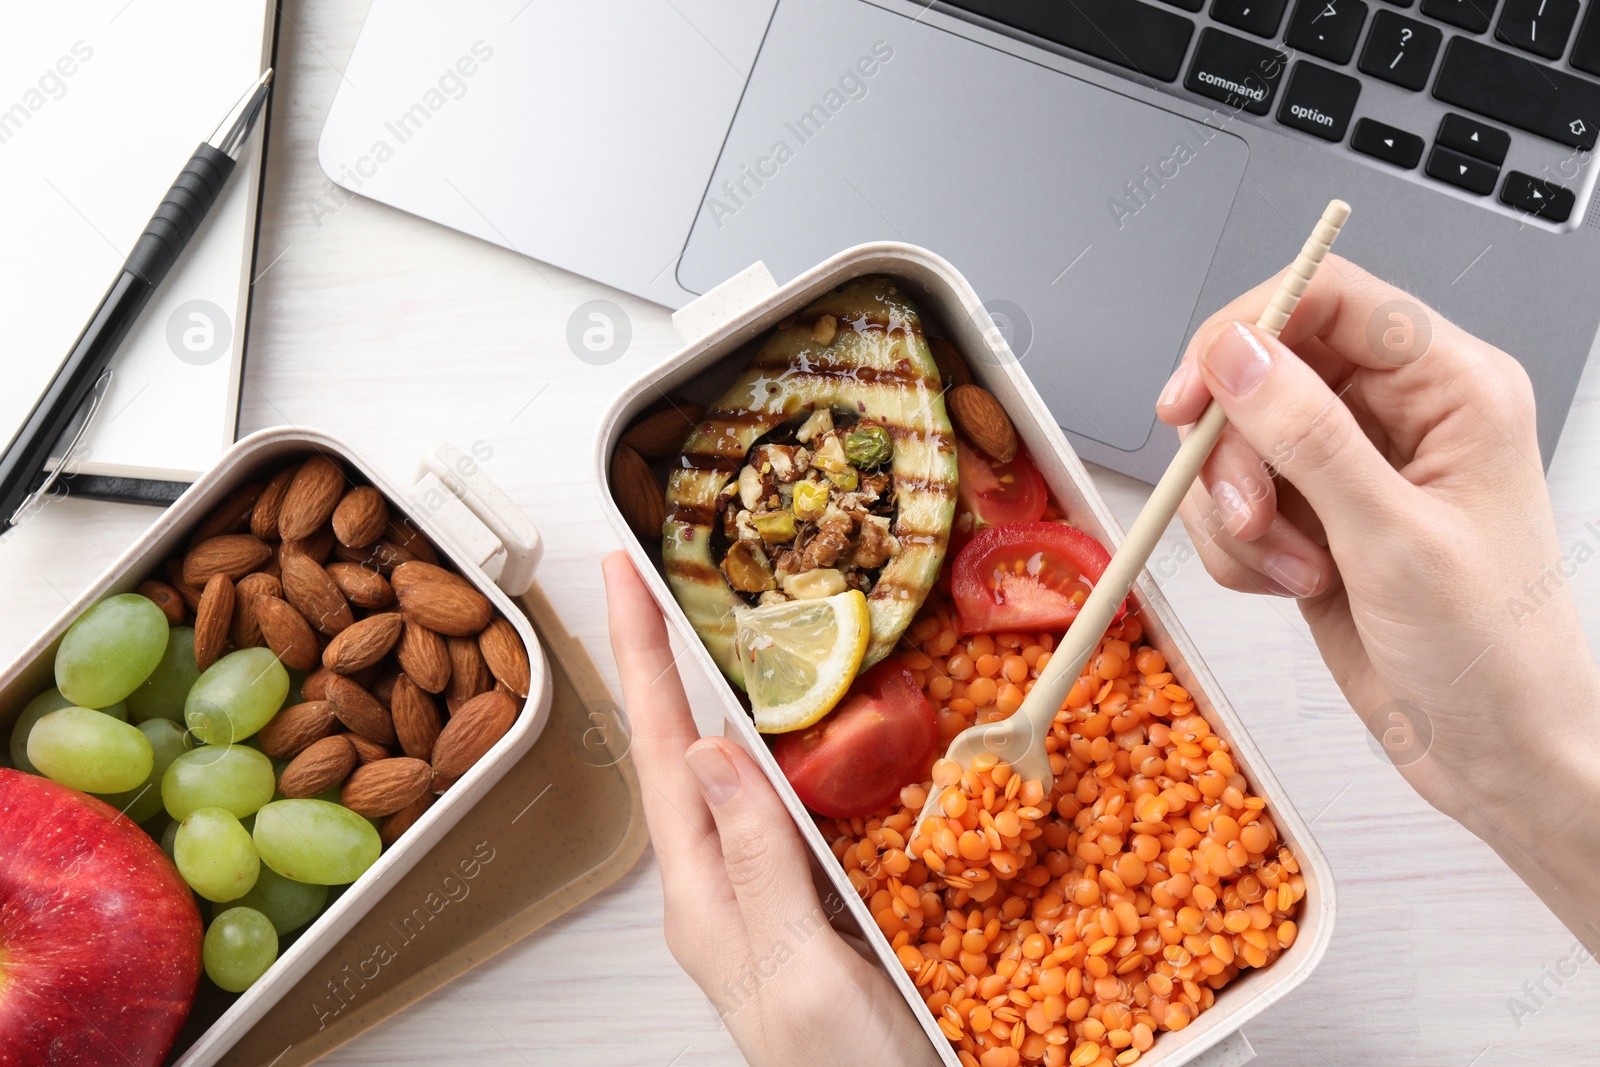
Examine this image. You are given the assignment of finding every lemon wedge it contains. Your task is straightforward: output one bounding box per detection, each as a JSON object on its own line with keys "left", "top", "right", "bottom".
{"left": 735, "top": 590, "right": 871, "bottom": 733}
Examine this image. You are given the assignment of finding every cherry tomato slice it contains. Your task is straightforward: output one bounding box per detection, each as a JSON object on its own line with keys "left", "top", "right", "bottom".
{"left": 952, "top": 437, "right": 1047, "bottom": 549}
{"left": 951, "top": 521, "right": 1120, "bottom": 634}
{"left": 773, "top": 660, "right": 937, "bottom": 819}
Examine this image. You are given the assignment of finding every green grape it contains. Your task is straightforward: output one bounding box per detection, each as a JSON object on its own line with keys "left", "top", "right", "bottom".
{"left": 27, "top": 707, "right": 153, "bottom": 793}
{"left": 161, "top": 744, "right": 276, "bottom": 820}
{"left": 233, "top": 864, "right": 328, "bottom": 934}
{"left": 160, "top": 818, "right": 180, "bottom": 861}
{"left": 126, "top": 627, "right": 200, "bottom": 723}
{"left": 253, "top": 799, "right": 381, "bottom": 885}
{"left": 203, "top": 907, "right": 278, "bottom": 992}
{"left": 185, "top": 648, "right": 289, "bottom": 745}
{"left": 8, "top": 689, "right": 73, "bottom": 774}
{"left": 98, "top": 701, "right": 129, "bottom": 722}
{"left": 54, "top": 593, "right": 170, "bottom": 708}
{"left": 94, "top": 719, "right": 193, "bottom": 825}
{"left": 175, "top": 806, "right": 260, "bottom": 902}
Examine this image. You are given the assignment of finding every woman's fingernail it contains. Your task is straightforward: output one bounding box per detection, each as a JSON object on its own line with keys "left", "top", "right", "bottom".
{"left": 1263, "top": 553, "right": 1319, "bottom": 598}
{"left": 1202, "top": 322, "right": 1272, "bottom": 397}
{"left": 1157, "top": 361, "right": 1193, "bottom": 409}
{"left": 685, "top": 741, "right": 741, "bottom": 806}
{"left": 1212, "top": 481, "right": 1250, "bottom": 537}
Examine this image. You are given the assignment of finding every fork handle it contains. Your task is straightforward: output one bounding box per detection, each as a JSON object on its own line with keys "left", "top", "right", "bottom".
{"left": 1013, "top": 199, "right": 1352, "bottom": 739}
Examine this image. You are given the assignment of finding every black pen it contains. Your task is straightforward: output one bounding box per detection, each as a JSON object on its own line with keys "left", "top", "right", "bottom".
{"left": 0, "top": 69, "right": 273, "bottom": 532}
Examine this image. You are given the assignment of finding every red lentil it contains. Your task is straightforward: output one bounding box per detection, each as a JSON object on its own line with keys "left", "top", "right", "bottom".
{"left": 816, "top": 588, "right": 1302, "bottom": 1067}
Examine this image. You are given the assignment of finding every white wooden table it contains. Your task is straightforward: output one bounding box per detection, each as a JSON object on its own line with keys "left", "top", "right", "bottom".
{"left": 4, "top": 2, "right": 1599, "bottom": 1063}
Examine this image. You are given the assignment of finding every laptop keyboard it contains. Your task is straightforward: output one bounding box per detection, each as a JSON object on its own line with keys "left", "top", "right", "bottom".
{"left": 940, "top": 0, "right": 1600, "bottom": 223}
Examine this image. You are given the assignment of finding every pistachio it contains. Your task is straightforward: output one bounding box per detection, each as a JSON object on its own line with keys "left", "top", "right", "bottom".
{"left": 751, "top": 511, "right": 796, "bottom": 543}
{"left": 825, "top": 467, "right": 859, "bottom": 491}
{"left": 792, "top": 480, "right": 830, "bottom": 521}
{"left": 845, "top": 424, "right": 892, "bottom": 468}
{"left": 722, "top": 540, "right": 776, "bottom": 593}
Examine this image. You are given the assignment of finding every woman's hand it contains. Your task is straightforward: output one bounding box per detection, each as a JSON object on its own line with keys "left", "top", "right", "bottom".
{"left": 602, "top": 553, "right": 939, "bottom": 1067}
{"left": 1155, "top": 257, "right": 1600, "bottom": 946}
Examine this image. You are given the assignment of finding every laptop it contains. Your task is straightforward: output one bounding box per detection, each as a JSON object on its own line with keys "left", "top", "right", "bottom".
{"left": 319, "top": 0, "right": 1600, "bottom": 479}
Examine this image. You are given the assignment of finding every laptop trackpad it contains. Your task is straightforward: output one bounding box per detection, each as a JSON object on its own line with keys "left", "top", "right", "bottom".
{"left": 677, "top": 0, "right": 1248, "bottom": 453}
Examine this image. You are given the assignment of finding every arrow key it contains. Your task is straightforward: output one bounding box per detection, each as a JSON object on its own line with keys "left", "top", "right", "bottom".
{"left": 1426, "top": 144, "right": 1499, "bottom": 194}
{"left": 1500, "top": 170, "right": 1576, "bottom": 222}
{"left": 1351, "top": 117, "right": 1425, "bottom": 168}
{"left": 1437, "top": 113, "right": 1510, "bottom": 164}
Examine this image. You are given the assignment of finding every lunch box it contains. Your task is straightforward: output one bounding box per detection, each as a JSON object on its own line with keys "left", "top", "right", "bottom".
{"left": 0, "top": 427, "right": 554, "bottom": 1066}
{"left": 595, "top": 243, "right": 1335, "bottom": 1067}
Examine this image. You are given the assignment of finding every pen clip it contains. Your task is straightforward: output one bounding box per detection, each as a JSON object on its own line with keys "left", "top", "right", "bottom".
{"left": 8, "top": 367, "right": 113, "bottom": 528}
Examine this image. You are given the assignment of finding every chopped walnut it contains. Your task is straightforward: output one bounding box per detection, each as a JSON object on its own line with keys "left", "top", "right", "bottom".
{"left": 851, "top": 515, "right": 899, "bottom": 570}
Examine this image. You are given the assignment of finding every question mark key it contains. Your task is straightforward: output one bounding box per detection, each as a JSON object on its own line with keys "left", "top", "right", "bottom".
{"left": 1357, "top": 11, "right": 1441, "bottom": 91}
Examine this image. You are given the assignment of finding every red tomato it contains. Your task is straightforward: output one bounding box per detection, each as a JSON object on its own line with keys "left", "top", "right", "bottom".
{"left": 952, "top": 437, "right": 1047, "bottom": 550}
{"left": 951, "top": 521, "right": 1119, "bottom": 634}
{"left": 773, "top": 660, "right": 937, "bottom": 818}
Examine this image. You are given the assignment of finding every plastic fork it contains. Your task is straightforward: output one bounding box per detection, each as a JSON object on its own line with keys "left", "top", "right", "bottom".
{"left": 917, "top": 198, "right": 1352, "bottom": 833}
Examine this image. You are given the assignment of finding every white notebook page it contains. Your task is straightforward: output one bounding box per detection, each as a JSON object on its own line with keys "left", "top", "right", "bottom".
{"left": 0, "top": 1, "right": 274, "bottom": 482}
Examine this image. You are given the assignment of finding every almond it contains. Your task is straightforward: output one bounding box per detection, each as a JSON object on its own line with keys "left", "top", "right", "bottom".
{"left": 278, "top": 735, "right": 357, "bottom": 798}
{"left": 232, "top": 572, "right": 281, "bottom": 648}
{"left": 431, "top": 690, "right": 518, "bottom": 779}
{"left": 383, "top": 518, "right": 438, "bottom": 565}
{"left": 189, "top": 482, "right": 263, "bottom": 547}
{"left": 251, "top": 463, "right": 299, "bottom": 540}
{"left": 138, "top": 580, "right": 186, "bottom": 626}
{"left": 183, "top": 534, "right": 272, "bottom": 587}
{"left": 326, "top": 562, "right": 394, "bottom": 609}
{"left": 371, "top": 665, "right": 401, "bottom": 706}
{"left": 620, "top": 403, "right": 705, "bottom": 460}
{"left": 331, "top": 539, "right": 413, "bottom": 574}
{"left": 341, "top": 757, "right": 432, "bottom": 817}
{"left": 257, "top": 700, "right": 338, "bottom": 759}
{"left": 477, "top": 617, "right": 531, "bottom": 698}
{"left": 947, "top": 383, "right": 1018, "bottom": 464}
{"left": 446, "top": 634, "right": 492, "bottom": 713}
{"left": 332, "top": 486, "right": 388, "bottom": 548}
{"left": 279, "top": 526, "right": 337, "bottom": 566}
{"left": 163, "top": 558, "right": 206, "bottom": 612}
{"left": 255, "top": 595, "right": 320, "bottom": 671}
{"left": 280, "top": 555, "right": 353, "bottom": 636}
{"left": 342, "top": 732, "right": 391, "bottom": 765}
{"left": 391, "top": 674, "right": 442, "bottom": 761}
{"left": 322, "top": 612, "right": 402, "bottom": 675}
{"left": 379, "top": 791, "right": 435, "bottom": 846}
{"left": 194, "top": 574, "right": 234, "bottom": 672}
{"left": 278, "top": 454, "right": 345, "bottom": 541}
{"left": 300, "top": 666, "right": 338, "bottom": 703}
{"left": 430, "top": 771, "right": 460, "bottom": 795}
{"left": 345, "top": 662, "right": 381, "bottom": 690}
{"left": 929, "top": 336, "right": 973, "bottom": 389}
{"left": 325, "top": 674, "right": 396, "bottom": 745}
{"left": 610, "top": 443, "right": 664, "bottom": 541}
{"left": 391, "top": 561, "right": 493, "bottom": 637}
{"left": 396, "top": 621, "right": 450, "bottom": 693}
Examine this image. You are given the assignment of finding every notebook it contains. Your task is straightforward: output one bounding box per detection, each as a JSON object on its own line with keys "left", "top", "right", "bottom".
{"left": 0, "top": 2, "right": 277, "bottom": 501}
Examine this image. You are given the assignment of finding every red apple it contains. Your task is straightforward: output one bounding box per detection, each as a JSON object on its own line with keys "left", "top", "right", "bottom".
{"left": 0, "top": 767, "right": 201, "bottom": 1066}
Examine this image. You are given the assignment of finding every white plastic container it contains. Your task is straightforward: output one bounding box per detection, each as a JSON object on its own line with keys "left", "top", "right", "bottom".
{"left": 0, "top": 427, "right": 553, "bottom": 1067}
{"left": 595, "top": 243, "right": 1334, "bottom": 1067}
